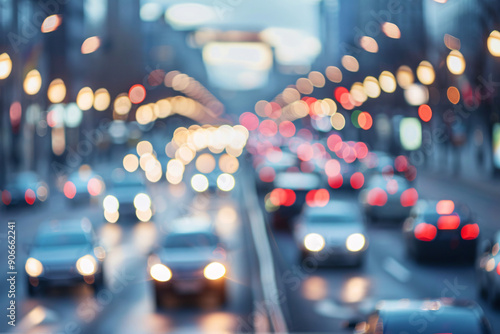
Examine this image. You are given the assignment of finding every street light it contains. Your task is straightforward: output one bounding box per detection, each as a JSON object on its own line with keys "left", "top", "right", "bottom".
{"left": 416, "top": 61, "right": 435, "bottom": 85}
{"left": 23, "top": 69, "right": 42, "bottom": 95}
{"left": 446, "top": 50, "right": 466, "bottom": 75}
{"left": 47, "top": 78, "right": 66, "bottom": 103}
{"left": 487, "top": 30, "right": 500, "bottom": 57}
{"left": 0, "top": 53, "right": 12, "bottom": 80}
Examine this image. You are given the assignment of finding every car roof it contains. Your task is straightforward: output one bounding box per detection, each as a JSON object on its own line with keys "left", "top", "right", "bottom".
{"left": 367, "top": 174, "right": 407, "bottom": 187}
{"left": 274, "top": 172, "right": 321, "bottom": 190}
{"left": 305, "top": 199, "right": 360, "bottom": 217}
{"left": 166, "top": 215, "right": 214, "bottom": 234}
{"left": 414, "top": 200, "right": 471, "bottom": 218}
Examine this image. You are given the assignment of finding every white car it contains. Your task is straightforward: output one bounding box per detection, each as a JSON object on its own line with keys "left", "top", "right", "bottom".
{"left": 293, "top": 199, "right": 368, "bottom": 266}
{"left": 477, "top": 231, "right": 500, "bottom": 308}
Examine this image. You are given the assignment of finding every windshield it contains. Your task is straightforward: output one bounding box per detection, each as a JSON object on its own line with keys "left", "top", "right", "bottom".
{"left": 164, "top": 233, "right": 218, "bottom": 249}
{"left": 36, "top": 232, "right": 89, "bottom": 247}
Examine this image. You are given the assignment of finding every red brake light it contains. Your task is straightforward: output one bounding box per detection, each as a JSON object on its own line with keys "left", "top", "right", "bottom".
{"left": 25, "top": 189, "right": 36, "bottom": 205}
{"left": 497, "top": 263, "right": 500, "bottom": 276}
{"left": 414, "top": 223, "right": 437, "bottom": 242}
{"left": 328, "top": 174, "right": 343, "bottom": 189}
{"left": 400, "top": 188, "right": 418, "bottom": 207}
{"left": 259, "top": 166, "right": 275, "bottom": 183}
{"left": 2, "top": 190, "right": 11, "bottom": 205}
{"left": 436, "top": 200, "right": 454, "bottom": 215}
{"left": 350, "top": 172, "right": 364, "bottom": 189}
{"left": 367, "top": 188, "right": 388, "bottom": 206}
{"left": 270, "top": 188, "right": 296, "bottom": 207}
{"left": 461, "top": 224, "right": 479, "bottom": 240}
{"left": 64, "top": 181, "right": 77, "bottom": 199}
{"left": 306, "top": 189, "right": 330, "bottom": 207}
{"left": 395, "top": 155, "right": 408, "bottom": 172}
{"left": 437, "top": 214, "right": 460, "bottom": 230}
{"left": 283, "top": 189, "right": 296, "bottom": 207}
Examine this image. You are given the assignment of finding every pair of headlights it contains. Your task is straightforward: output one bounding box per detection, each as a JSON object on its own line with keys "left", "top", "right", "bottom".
{"left": 304, "top": 233, "right": 366, "bottom": 252}
{"left": 150, "top": 262, "right": 226, "bottom": 282}
{"left": 25, "top": 255, "right": 98, "bottom": 278}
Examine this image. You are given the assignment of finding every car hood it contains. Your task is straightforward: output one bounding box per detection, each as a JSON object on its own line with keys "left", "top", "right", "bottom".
{"left": 30, "top": 244, "right": 93, "bottom": 266}
{"left": 296, "top": 223, "right": 366, "bottom": 242}
{"left": 157, "top": 247, "right": 222, "bottom": 270}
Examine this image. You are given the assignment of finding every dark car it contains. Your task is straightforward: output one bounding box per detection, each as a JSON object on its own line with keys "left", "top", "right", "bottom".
{"left": 102, "top": 170, "right": 151, "bottom": 222}
{"left": 477, "top": 230, "right": 500, "bottom": 307}
{"left": 403, "top": 200, "right": 479, "bottom": 262}
{"left": 25, "top": 219, "right": 105, "bottom": 296}
{"left": 1, "top": 171, "right": 48, "bottom": 208}
{"left": 269, "top": 171, "right": 323, "bottom": 229}
{"left": 360, "top": 174, "right": 418, "bottom": 223}
{"left": 148, "top": 219, "right": 227, "bottom": 307}
{"left": 353, "top": 299, "right": 492, "bottom": 334}
{"left": 63, "top": 168, "right": 104, "bottom": 204}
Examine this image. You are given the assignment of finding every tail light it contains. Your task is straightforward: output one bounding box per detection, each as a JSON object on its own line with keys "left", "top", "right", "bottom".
{"left": 328, "top": 174, "right": 343, "bottom": 189}
{"left": 2, "top": 190, "right": 11, "bottom": 205}
{"left": 367, "top": 188, "right": 387, "bottom": 206}
{"left": 497, "top": 263, "right": 500, "bottom": 276}
{"left": 306, "top": 189, "right": 330, "bottom": 207}
{"left": 400, "top": 188, "right": 418, "bottom": 207}
{"left": 64, "top": 181, "right": 77, "bottom": 199}
{"left": 259, "top": 166, "right": 275, "bottom": 183}
{"left": 436, "top": 200, "right": 454, "bottom": 215}
{"left": 25, "top": 189, "right": 36, "bottom": 205}
{"left": 414, "top": 223, "right": 437, "bottom": 242}
{"left": 269, "top": 188, "right": 295, "bottom": 207}
{"left": 283, "top": 189, "right": 296, "bottom": 207}
{"left": 461, "top": 224, "right": 479, "bottom": 240}
{"left": 350, "top": 172, "right": 364, "bottom": 189}
{"left": 395, "top": 155, "right": 408, "bottom": 172}
{"left": 437, "top": 214, "right": 460, "bottom": 230}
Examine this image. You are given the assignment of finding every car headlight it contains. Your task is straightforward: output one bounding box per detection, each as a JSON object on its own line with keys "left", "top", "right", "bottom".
{"left": 191, "top": 174, "right": 209, "bottom": 192}
{"left": 203, "top": 262, "right": 226, "bottom": 280}
{"left": 76, "top": 255, "right": 98, "bottom": 276}
{"left": 103, "top": 195, "right": 119, "bottom": 213}
{"left": 150, "top": 264, "right": 172, "bottom": 282}
{"left": 133, "top": 193, "right": 151, "bottom": 211}
{"left": 25, "top": 257, "right": 43, "bottom": 277}
{"left": 217, "top": 173, "right": 235, "bottom": 192}
{"left": 304, "top": 233, "right": 325, "bottom": 252}
{"left": 346, "top": 233, "right": 366, "bottom": 252}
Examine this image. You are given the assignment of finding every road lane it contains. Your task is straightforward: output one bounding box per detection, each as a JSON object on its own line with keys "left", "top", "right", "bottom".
{"left": 268, "top": 174, "right": 500, "bottom": 333}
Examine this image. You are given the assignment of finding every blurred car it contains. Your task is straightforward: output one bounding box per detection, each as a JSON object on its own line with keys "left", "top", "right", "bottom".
{"left": 1, "top": 171, "right": 48, "bottom": 208}
{"left": 25, "top": 219, "right": 105, "bottom": 296}
{"left": 326, "top": 158, "right": 366, "bottom": 190}
{"left": 360, "top": 174, "right": 418, "bottom": 223}
{"left": 352, "top": 299, "right": 492, "bottom": 334}
{"left": 63, "top": 168, "right": 104, "bottom": 204}
{"left": 403, "top": 200, "right": 479, "bottom": 262}
{"left": 293, "top": 199, "right": 367, "bottom": 266}
{"left": 477, "top": 230, "right": 500, "bottom": 307}
{"left": 269, "top": 171, "right": 323, "bottom": 229}
{"left": 254, "top": 149, "right": 298, "bottom": 192}
{"left": 363, "top": 151, "right": 417, "bottom": 183}
{"left": 102, "top": 171, "right": 152, "bottom": 222}
{"left": 191, "top": 171, "right": 236, "bottom": 194}
{"left": 148, "top": 221, "right": 228, "bottom": 307}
